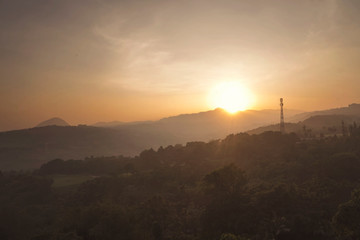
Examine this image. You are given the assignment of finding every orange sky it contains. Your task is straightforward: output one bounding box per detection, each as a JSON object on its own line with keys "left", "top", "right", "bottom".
{"left": 1, "top": 0, "right": 360, "bottom": 131}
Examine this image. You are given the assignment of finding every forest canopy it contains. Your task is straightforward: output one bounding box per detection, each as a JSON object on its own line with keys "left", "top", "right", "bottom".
{"left": 1, "top": 128, "right": 360, "bottom": 240}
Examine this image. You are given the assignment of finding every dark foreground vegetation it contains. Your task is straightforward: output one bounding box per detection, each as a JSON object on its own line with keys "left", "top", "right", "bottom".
{"left": 1, "top": 126, "right": 360, "bottom": 240}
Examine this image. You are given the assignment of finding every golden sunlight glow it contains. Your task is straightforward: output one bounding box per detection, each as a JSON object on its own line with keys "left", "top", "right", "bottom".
{"left": 208, "top": 81, "right": 255, "bottom": 113}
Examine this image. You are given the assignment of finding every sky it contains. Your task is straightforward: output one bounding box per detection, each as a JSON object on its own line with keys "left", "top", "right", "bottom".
{"left": 1, "top": 0, "right": 360, "bottom": 131}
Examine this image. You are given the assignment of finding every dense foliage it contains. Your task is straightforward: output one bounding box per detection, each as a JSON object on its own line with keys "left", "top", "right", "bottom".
{"left": 1, "top": 127, "right": 360, "bottom": 240}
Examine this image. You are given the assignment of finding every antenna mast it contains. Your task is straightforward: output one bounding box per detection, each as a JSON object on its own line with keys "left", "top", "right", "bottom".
{"left": 280, "top": 98, "right": 285, "bottom": 134}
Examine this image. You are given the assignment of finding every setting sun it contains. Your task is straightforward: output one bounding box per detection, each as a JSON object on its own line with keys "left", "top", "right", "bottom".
{"left": 208, "top": 81, "right": 255, "bottom": 113}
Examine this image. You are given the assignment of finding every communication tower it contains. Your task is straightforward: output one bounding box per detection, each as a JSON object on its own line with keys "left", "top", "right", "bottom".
{"left": 280, "top": 98, "right": 285, "bottom": 134}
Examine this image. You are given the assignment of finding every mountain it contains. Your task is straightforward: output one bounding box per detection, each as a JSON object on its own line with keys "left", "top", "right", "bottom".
{"left": 0, "top": 108, "right": 302, "bottom": 170}
{"left": 3, "top": 104, "right": 359, "bottom": 170}
{"left": 93, "top": 120, "right": 153, "bottom": 128}
{"left": 248, "top": 114, "right": 360, "bottom": 136}
{"left": 106, "top": 108, "right": 303, "bottom": 142}
{"left": 0, "top": 125, "right": 178, "bottom": 170}
{"left": 36, "top": 117, "right": 70, "bottom": 127}
{"left": 289, "top": 103, "right": 360, "bottom": 122}
{"left": 5, "top": 104, "right": 360, "bottom": 170}
{"left": 248, "top": 103, "right": 360, "bottom": 136}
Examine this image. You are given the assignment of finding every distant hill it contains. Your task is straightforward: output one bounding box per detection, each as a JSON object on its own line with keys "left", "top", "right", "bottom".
{"left": 289, "top": 103, "right": 360, "bottom": 122}
{"left": 105, "top": 108, "right": 303, "bottom": 142}
{"left": 248, "top": 114, "right": 360, "bottom": 136}
{"left": 0, "top": 125, "right": 178, "bottom": 170}
{"left": 3, "top": 105, "right": 360, "bottom": 170}
{"left": 36, "top": 117, "right": 69, "bottom": 127}
{"left": 248, "top": 104, "right": 360, "bottom": 136}
{"left": 93, "top": 120, "right": 153, "bottom": 128}
{"left": 0, "top": 108, "right": 302, "bottom": 170}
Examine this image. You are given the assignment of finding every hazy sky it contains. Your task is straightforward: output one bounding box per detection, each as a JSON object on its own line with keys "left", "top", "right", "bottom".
{"left": 1, "top": 0, "right": 360, "bottom": 131}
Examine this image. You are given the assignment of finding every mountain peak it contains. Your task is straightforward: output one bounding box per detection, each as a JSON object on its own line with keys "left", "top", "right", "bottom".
{"left": 36, "top": 117, "right": 70, "bottom": 127}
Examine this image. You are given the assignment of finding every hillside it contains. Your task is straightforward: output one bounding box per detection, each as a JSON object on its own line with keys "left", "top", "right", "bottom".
{"left": 248, "top": 102, "right": 360, "bottom": 136}
{"left": 0, "top": 108, "right": 303, "bottom": 170}
{"left": 248, "top": 114, "right": 360, "bottom": 137}
{"left": 36, "top": 117, "right": 70, "bottom": 127}
{"left": 93, "top": 120, "right": 153, "bottom": 127}
{"left": 110, "top": 108, "right": 302, "bottom": 142}
{"left": 289, "top": 103, "right": 360, "bottom": 122}
{"left": 2, "top": 130, "right": 360, "bottom": 239}
{"left": 0, "top": 125, "right": 177, "bottom": 170}
{"left": 2, "top": 105, "right": 359, "bottom": 170}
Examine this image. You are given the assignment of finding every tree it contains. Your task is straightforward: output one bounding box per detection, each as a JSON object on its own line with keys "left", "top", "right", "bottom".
{"left": 333, "top": 189, "right": 360, "bottom": 239}
{"left": 204, "top": 164, "right": 247, "bottom": 197}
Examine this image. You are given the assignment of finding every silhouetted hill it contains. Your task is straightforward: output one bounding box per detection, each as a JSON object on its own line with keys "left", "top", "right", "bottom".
{"left": 0, "top": 108, "right": 302, "bottom": 170}
{"left": 289, "top": 103, "right": 360, "bottom": 122}
{"left": 111, "top": 108, "right": 302, "bottom": 142}
{"left": 93, "top": 120, "right": 153, "bottom": 127}
{"left": 0, "top": 125, "right": 177, "bottom": 170}
{"left": 92, "top": 120, "right": 125, "bottom": 127}
{"left": 248, "top": 104, "right": 360, "bottom": 136}
{"left": 248, "top": 114, "right": 360, "bottom": 137}
{"left": 36, "top": 117, "right": 69, "bottom": 127}
{"left": 4, "top": 105, "right": 359, "bottom": 170}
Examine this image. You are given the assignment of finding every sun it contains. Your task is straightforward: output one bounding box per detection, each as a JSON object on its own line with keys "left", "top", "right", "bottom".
{"left": 208, "top": 81, "right": 254, "bottom": 113}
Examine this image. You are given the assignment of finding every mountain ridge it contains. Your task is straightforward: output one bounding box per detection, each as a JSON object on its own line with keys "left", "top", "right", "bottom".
{"left": 36, "top": 117, "right": 70, "bottom": 128}
{"left": 1, "top": 104, "right": 359, "bottom": 170}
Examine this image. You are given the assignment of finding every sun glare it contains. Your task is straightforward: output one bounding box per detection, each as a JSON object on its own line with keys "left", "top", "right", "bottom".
{"left": 208, "top": 81, "right": 254, "bottom": 113}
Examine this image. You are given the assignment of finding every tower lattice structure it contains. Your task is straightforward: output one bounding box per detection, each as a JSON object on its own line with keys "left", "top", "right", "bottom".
{"left": 280, "top": 98, "right": 285, "bottom": 134}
